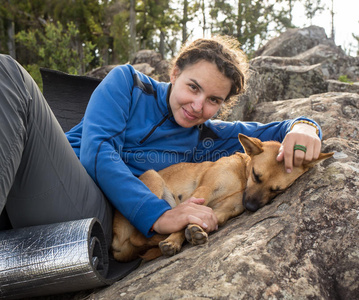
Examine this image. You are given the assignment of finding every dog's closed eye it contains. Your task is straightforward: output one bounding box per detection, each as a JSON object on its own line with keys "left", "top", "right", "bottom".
{"left": 252, "top": 168, "right": 262, "bottom": 183}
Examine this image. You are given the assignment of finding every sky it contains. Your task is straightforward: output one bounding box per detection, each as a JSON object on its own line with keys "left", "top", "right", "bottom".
{"left": 292, "top": 0, "right": 359, "bottom": 56}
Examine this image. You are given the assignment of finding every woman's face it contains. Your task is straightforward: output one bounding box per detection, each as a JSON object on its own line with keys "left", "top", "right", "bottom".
{"left": 169, "top": 60, "right": 232, "bottom": 128}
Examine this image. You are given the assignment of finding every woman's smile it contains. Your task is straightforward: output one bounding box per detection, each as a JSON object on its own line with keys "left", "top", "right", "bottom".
{"left": 182, "top": 107, "right": 200, "bottom": 120}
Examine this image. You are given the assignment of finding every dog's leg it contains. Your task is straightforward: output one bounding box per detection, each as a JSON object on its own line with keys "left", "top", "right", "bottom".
{"left": 185, "top": 224, "right": 208, "bottom": 245}
{"left": 171, "top": 186, "right": 213, "bottom": 246}
{"left": 112, "top": 210, "right": 144, "bottom": 262}
{"left": 159, "top": 231, "right": 186, "bottom": 256}
{"left": 112, "top": 170, "right": 172, "bottom": 262}
{"left": 212, "top": 191, "right": 245, "bottom": 226}
{"left": 140, "top": 169, "right": 177, "bottom": 207}
{"left": 184, "top": 190, "right": 245, "bottom": 246}
{"left": 112, "top": 210, "right": 168, "bottom": 262}
{"left": 190, "top": 186, "right": 213, "bottom": 205}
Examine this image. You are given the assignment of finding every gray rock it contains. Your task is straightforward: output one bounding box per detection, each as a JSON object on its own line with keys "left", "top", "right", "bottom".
{"left": 246, "top": 92, "right": 359, "bottom": 141}
{"left": 132, "top": 62, "right": 155, "bottom": 75}
{"left": 132, "top": 49, "right": 162, "bottom": 67}
{"left": 252, "top": 63, "right": 328, "bottom": 102}
{"left": 86, "top": 64, "right": 117, "bottom": 80}
{"left": 222, "top": 62, "right": 328, "bottom": 121}
{"left": 132, "top": 50, "right": 170, "bottom": 81}
{"left": 294, "top": 44, "right": 359, "bottom": 81}
{"left": 86, "top": 50, "right": 170, "bottom": 82}
{"left": 328, "top": 80, "right": 359, "bottom": 94}
{"left": 227, "top": 26, "right": 359, "bottom": 121}
{"left": 255, "top": 25, "right": 336, "bottom": 58}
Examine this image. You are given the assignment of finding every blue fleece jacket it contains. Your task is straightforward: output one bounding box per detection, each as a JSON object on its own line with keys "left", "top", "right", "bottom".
{"left": 66, "top": 64, "right": 322, "bottom": 237}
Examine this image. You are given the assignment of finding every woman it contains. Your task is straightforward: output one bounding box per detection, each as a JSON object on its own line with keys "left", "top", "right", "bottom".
{"left": 0, "top": 36, "right": 321, "bottom": 247}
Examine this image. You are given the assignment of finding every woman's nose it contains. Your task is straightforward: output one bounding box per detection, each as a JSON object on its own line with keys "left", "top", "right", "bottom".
{"left": 191, "top": 96, "right": 204, "bottom": 113}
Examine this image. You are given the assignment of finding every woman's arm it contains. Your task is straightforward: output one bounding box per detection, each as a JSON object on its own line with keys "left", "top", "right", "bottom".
{"left": 79, "top": 66, "right": 172, "bottom": 237}
{"left": 199, "top": 116, "right": 322, "bottom": 169}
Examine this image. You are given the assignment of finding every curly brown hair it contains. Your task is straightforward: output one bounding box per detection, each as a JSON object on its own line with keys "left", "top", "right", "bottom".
{"left": 171, "top": 36, "right": 249, "bottom": 102}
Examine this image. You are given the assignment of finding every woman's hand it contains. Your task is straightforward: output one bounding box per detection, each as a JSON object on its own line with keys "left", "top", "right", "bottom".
{"left": 152, "top": 197, "right": 218, "bottom": 234}
{"left": 276, "top": 123, "right": 321, "bottom": 173}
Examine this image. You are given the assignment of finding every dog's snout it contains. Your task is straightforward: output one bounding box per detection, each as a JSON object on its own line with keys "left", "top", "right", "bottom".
{"left": 242, "top": 192, "right": 260, "bottom": 212}
{"left": 244, "top": 201, "right": 260, "bottom": 212}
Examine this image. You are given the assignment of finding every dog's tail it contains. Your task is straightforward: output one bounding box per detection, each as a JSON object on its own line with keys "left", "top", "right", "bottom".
{"left": 140, "top": 247, "right": 163, "bottom": 261}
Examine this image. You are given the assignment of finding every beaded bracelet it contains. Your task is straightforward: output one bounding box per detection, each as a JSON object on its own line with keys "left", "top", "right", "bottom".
{"left": 290, "top": 120, "right": 319, "bottom": 136}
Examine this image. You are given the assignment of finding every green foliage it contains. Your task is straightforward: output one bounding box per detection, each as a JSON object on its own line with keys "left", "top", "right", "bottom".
{"left": 23, "top": 63, "right": 43, "bottom": 91}
{"left": 111, "top": 10, "right": 130, "bottom": 63}
{"left": 209, "top": 0, "right": 274, "bottom": 54}
{"left": 303, "top": 0, "right": 324, "bottom": 22}
{"left": 1, "top": 0, "right": 356, "bottom": 71}
{"left": 338, "top": 75, "right": 354, "bottom": 84}
{"left": 136, "top": 0, "right": 177, "bottom": 50}
{"left": 107, "top": 0, "right": 181, "bottom": 63}
{"left": 15, "top": 21, "right": 98, "bottom": 87}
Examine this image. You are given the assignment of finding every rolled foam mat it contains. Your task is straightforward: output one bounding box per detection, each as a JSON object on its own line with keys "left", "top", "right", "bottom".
{"left": 0, "top": 218, "right": 141, "bottom": 299}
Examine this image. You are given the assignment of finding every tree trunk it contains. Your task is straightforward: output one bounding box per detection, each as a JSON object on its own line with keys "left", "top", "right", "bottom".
{"left": 201, "top": 0, "right": 206, "bottom": 38}
{"left": 289, "top": 0, "right": 293, "bottom": 24}
{"left": 7, "top": 18, "right": 16, "bottom": 59}
{"left": 236, "top": 1, "right": 243, "bottom": 40}
{"left": 182, "top": 0, "right": 188, "bottom": 43}
{"left": 330, "top": 0, "right": 335, "bottom": 41}
{"left": 129, "top": 0, "right": 137, "bottom": 62}
{"left": 159, "top": 30, "right": 165, "bottom": 58}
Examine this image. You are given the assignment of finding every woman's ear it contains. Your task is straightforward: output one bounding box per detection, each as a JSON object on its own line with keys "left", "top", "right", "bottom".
{"left": 170, "top": 66, "right": 180, "bottom": 85}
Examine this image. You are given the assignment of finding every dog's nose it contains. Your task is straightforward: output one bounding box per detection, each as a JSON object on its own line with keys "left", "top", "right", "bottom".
{"left": 244, "top": 201, "right": 260, "bottom": 212}
{"left": 242, "top": 193, "right": 260, "bottom": 212}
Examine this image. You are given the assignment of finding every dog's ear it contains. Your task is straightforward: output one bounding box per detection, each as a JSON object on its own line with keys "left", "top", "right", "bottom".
{"left": 238, "top": 134, "right": 263, "bottom": 156}
{"left": 303, "top": 152, "right": 334, "bottom": 169}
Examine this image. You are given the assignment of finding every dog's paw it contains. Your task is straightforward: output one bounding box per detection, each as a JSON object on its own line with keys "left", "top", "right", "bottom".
{"left": 185, "top": 224, "right": 208, "bottom": 245}
{"left": 159, "top": 240, "right": 181, "bottom": 256}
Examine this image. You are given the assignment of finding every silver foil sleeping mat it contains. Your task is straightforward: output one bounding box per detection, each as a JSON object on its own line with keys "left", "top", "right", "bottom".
{"left": 0, "top": 218, "right": 141, "bottom": 299}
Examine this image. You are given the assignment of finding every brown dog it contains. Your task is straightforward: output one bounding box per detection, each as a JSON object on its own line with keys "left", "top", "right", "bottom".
{"left": 112, "top": 134, "right": 333, "bottom": 262}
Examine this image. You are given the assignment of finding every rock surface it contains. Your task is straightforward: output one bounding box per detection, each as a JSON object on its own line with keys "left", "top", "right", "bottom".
{"left": 328, "top": 80, "right": 359, "bottom": 94}
{"left": 221, "top": 26, "right": 359, "bottom": 122}
{"left": 250, "top": 61, "right": 328, "bottom": 101}
{"left": 254, "top": 26, "right": 336, "bottom": 58}
{"left": 246, "top": 92, "right": 359, "bottom": 141}
{"left": 86, "top": 50, "right": 170, "bottom": 82}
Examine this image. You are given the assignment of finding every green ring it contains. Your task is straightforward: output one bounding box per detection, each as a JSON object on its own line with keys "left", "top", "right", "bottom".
{"left": 294, "top": 144, "right": 307, "bottom": 153}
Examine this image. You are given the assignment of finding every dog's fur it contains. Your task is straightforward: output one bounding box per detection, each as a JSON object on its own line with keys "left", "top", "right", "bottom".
{"left": 112, "top": 134, "right": 333, "bottom": 262}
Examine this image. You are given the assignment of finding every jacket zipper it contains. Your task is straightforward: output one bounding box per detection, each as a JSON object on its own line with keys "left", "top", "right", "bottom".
{"left": 139, "top": 115, "right": 169, "bottom": 144}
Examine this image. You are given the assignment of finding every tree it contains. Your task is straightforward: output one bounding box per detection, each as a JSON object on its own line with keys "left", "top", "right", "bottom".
{"left": 107, "top": 0, "right": 131, "bottom": 64}
{"left": 0, "top": 0, "right": 47, "bottom": 58}
{"left": 353, "top": 32, "right": 359, "bottom": 56}
{"left": 0, "top": 0, "right": 106, "bottom": 66}
{"left": 129, "top": 0, "right": 137, "bottom": 61}
{"left": 303, "top": 0, "right": 325, "bottom": 24}
{"left": 15, "top": 21, "right": 97, "bottom": 87}
{"left": 44, "top": 0, "right": 107, "bottom": 67}
{"left": 209, "top": 0, "right": 274, "bottom": 54}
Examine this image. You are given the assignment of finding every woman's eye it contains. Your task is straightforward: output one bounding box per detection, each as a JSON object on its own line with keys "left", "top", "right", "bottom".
{"left": 189, "top": 84, "right": 198, "bottom": 91}
{"left": 209, "top": 98, "right": 221, "bottom": 105}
